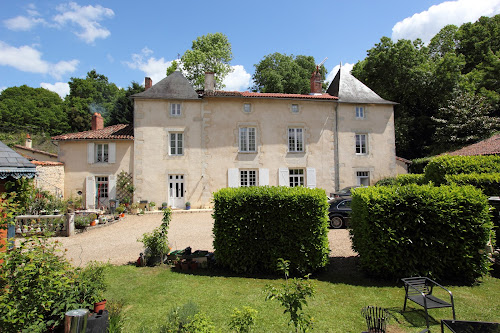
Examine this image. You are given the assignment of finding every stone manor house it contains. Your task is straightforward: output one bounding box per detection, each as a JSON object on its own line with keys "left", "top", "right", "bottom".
{"left": 52, "top": 68, "right": 401, "bottom": 209}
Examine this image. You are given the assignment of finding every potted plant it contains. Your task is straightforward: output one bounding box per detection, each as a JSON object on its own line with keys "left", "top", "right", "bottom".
{"left": 88, "top": 213, "right": 98, "bottom": 226}
{"left": 78, "top": 261, "right": 108, "bottom": 313}
{"left": 74, "top": 215, "right": 90, "bottom": 229}
{"left": 185, "top": 202, "right": 191, "bottom": 210}
{"left": 115, "top": 204, "right": 125, "bottom": 218}
{"left": 130, "top": 202, "right": 139, "bottom": 214}
{"left": 161, "top": 202, "right": 168, "bottom": 210}
{"left": 149, "top": 201, "right": 156, "bottom": 211}
{"left": 138, "top": 227, "right": 169, "bottom": 266}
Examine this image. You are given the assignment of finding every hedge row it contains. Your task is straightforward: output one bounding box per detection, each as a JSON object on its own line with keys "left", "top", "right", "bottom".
{"left": 212, "top": 186, "right": 330, "bottom": 275}
{"left": 424, "top": 155, "right": 500, "bottom": 185}
{"left": 376, "top": 174, "right": 426, "bottom": 186}
{"left": 445, "top": 173, "right": 500, "bottom": 197}
{"left": 350, "top": 185, "right": 492, "bottom": 284}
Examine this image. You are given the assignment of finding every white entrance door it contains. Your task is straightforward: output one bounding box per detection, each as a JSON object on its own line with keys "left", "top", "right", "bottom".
{"left": 169, "top": 175, "right": 185, "bottom": 208}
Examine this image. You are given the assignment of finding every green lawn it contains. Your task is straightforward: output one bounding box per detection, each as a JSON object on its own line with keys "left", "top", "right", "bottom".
{"left": 105, "top": 259, "right": 500, "bottom": 332}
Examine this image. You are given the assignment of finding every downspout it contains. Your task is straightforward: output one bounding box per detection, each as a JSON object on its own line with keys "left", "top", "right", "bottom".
{"left": 334, "top": 101, "right": 340, "bottom": 191}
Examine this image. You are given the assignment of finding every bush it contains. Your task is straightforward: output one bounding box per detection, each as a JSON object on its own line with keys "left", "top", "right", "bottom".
{"left": 349, "top": 185, "right": 492, "bottom": 284}
{"left": 424, "top": 155, "right": 500, "bottom": 185}
{"left": 212, "top": 186, "right": 329, "bottom": 275}
{"left": 376, "top": 174, "right": 426, "bottom": 186}
{"left": 410, "top": 156, "right": 434, "bottom": 174}
{"left": 229, "top": 306, "right": 258, "bottom": 333}
{"left": 445, "top": 173, "right": 500, "bottom": 197}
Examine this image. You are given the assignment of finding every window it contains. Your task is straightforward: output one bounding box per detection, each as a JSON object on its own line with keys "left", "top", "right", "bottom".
{"left": 170, "top": 133, "right": 183, "bottom": 155}
{"left": 355, "top": 134, "right": 367, "bottom": 154}
{"left": 240, "top": 170, "right": 257, "bottom": 187}
{"left": 95, "top": 144, "right": 108, "bottom": 163}
{"left": 291, "top": 104, "right": 299, "bottom": 113}
{"left": 356, "top": 171, "right": 370, "bottom": 186}
{"left": 96, "top": 176, "right": 109, "bottom": 198}
{"left": 288, "top": 128, "right": 304, "bottom": 152}
{"left": 356, "top": 106, "right": 365, "bottom": 119}
{"left": 239, "top": 127, "right": 256, "bottom": 152}
{"left": 243, "top": 103, "right": 251, "bottom": 113}
{"left": 170, "top": 103, "right": 181, "bottom": 116}
{"left": 289, "top": 169, "right": 304, "bottom": 187}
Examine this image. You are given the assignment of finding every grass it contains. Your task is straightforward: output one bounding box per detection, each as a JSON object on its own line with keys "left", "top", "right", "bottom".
{"left": 105, "top": 258, "right": 500, "bottom": 332}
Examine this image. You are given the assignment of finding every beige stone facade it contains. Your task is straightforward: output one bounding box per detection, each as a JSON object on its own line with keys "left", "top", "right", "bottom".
{"left": 32, "top": 162, "right": 65, "bottom": 197}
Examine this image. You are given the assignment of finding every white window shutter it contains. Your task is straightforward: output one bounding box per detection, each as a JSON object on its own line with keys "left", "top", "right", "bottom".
{"left": 87, "top": 143, "right": 94, "bottom": 164}
{"left": 259, "top": 168, "right": 269, "bottom": 186}
{"left": 108, "top": 143, "right": 116, "bottom": 163}
{"left": 108, "top": 174, "right": 117, "bottom": 199}
{"left": 279, "top": 168, "right": 289, "bottom": 186}
{"left": 306, "top": 168, "right": 316, "bottom": 188}
{"left": 85, "top": 176, "right": 96, "bottom": 209}
{"left": 228, "top": 168, "right": 239, "bottom": 188}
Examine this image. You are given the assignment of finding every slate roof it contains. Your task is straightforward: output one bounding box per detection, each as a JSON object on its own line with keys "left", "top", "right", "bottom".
{"left": 448, "top": 133, "right": 500, "bottom": 156}
{"left": 0, "top": 141, "right": 37, "bottom": 179}
{"left": 327, "top": 67, "right": 397, "bottom": 104}
{"left": 203, "top": 91, "right": 338, "bottom": 100}
{"left": 52, "top": 124, "right": 134, "bottom": 141}
{"left": 131, "top": 71, "right": 199, "bottom": 100}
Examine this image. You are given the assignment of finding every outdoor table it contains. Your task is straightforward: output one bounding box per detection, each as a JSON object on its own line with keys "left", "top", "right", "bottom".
{"left": 441, "top": 319, "right": 500, "bottom": 333}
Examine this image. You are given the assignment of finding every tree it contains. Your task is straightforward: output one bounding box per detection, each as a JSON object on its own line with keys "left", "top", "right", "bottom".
{"left": 432, "top": 89, "right": 500, "bottom": 151}
{"left": 428, "top": 24, "right": 459, "bottom": 58}
{"left": 65, "top": 70, "right": 121, "bottom": 132}
{"left": 181, "top": 33, "right": 233, "bottom": 90}
{"left": 252, "top": 53, "right": 327, "bottom": 94}
{"left": 166, "top": 60, "right": 179, "bottom": 77}
{"left": 0, "top": 85, "right": 69, "bottom": 135}
{"left": 107, "top": 82, "right": 144, "bottom": 126}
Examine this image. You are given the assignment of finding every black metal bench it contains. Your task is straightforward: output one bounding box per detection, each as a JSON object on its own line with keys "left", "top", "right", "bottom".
{"left": 402, "top": 277, "right": 456, "bottom": 328}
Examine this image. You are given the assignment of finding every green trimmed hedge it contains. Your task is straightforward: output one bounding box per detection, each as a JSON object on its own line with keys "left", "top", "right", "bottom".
{"left": 424, "top": 155, "right": 500, "bottom": 185}
{"left": 212, "top": 186, "right": 330, "bottom": 275}
{"left": 350, "top": 185, "right": 492, "bottom": 283}
{"left": 445, "top": 173, "right": 500, "bottom": 197}
{"left": 376, "top": 174, "right": 426, "bottom": 186}
{"left": 410, "top": 156, "right": 434, "bottom": 174}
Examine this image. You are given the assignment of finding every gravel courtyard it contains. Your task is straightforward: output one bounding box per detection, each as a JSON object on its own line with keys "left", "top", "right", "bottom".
{"left": 55, "top": 210, "right": 357, "bottom": 267}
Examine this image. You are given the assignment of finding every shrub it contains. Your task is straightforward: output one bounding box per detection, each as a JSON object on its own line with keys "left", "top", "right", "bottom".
{"left": 410, "top": 156, "right": 434, "bottom": 174}
{"left": 350, "top": 185, "right": 492, "bottom": 284}
{"left": 229, "top": 306, "right": 258, "bottom": 333}
{"left": 212, "top": 186, "right": 329, "bottom": 274}
{"left": 424, "top": 155, "right": 500, "bottom": 185}
{"left": 445, "top": 173, "right": 500, "bottom": 197}
{"left": 376, "top": 174, "right": 426, "bottom": 186}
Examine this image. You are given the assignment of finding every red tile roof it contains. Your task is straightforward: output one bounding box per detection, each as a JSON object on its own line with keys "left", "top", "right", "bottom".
{"left": 31, "top": 161, "right": 64, "bottom": 166}
{"left": 52, "top": 124, "right": 134, "bottom": 141}
{"left": 203, "top": 90, "right": 338, "bottom": 100}
{"left": 448, "top": 134, "right": 500, "bottom": 156}
{"left": 14, "top": 145, "right": 58, "bottom": 158}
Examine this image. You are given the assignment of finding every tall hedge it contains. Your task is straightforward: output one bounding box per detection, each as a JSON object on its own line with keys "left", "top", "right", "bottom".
{"left": 445, "top": 173, "right": 500, "bottom": 197}
{"left": 424, "top": 155, "right": 500, "bottom": 185}
{"left": 212, "top": 186, "right": 330, "bottom": 275}
{"left": 350, "top": 185, "right": 492, "bottom": 284}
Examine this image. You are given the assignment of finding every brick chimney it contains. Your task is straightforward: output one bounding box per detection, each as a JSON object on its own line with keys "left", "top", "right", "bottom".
{"left": 91, "top": 113, "right": 104, "bottom": 131}
{"left": 204, "top": 72, "right": 215, "bottom": 92}
{"left": 310, "top": 66, "right": 322, "bottom": 95}
{"left": 25, "top": 133, "right": 32, "bottom": 149}
{"left": 145, "top": 77, "right": 152, "bottom": 90}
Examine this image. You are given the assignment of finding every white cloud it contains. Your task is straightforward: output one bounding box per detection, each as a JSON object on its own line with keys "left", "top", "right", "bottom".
{"left": 53, "top": 2, "right": 114, "bottom": 44}
{"left": 392, "top": 0, "right": 500, "bottom": 43}
{"left": 223, "top": 65, "right": 252, "bottom": 91}
{"left": 125, "top": 47, "right": 171, "bottom": 85}
{"left": 41, "top": 82, "right": 70, "bottom": 98}
{"left": 4, "top": 15, "right": 45, "bottom": 31}
{"left": 0, "top": 41, "right": 78, "bottom": 79}
{"left": 326, "top": 63, "right": 354, "bottom": 84}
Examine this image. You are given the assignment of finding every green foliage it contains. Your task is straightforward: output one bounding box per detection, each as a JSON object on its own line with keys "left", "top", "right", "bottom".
{"left": 424, "top": 154, "right": 500, "bottom": 185}
{"left": 166, "top": 60, "right": 179, "bottom": 76}
{"left": 139, "top": 207, "right": 171, "bottom": 264}
{"left": 212, "top": 186, "right": 330, "bottom": 274}
{"left": 252, "top": 53, "right": 327, "bottom": 94}
{"left": 395, "top": 173, "right": 427, "bottom": 185}
{"left": 181, "top": 33, "right": 233, "bottom": 90}
{"left": 159, "top": 301, "right": 201, "bottom": 332}
{"left": 229, "top": 306, "right": 258, "bottom": 333}
{"left": 183, "top": 313, "right": 216, "bottom": 333}
{"left": 0, "top": 85, "right": 69, "bottom": 135}
{"left": 265, "top": 259, "right": 315, "bottom": 332}
{"left": 445, "top": 173, "right": 500, "bottom": 196}
{"left": 410, "top": 156, "right": 434, "bottom": 173}
{"left": 77, "top": 261, "right": 108, "bottom": 306}
{"left": 5, "top": 177, "right": 64, "bottom": 215}
{"left": 349, "top": 185, "right": 492, "bottom": 283}
{"left": 108, "top": 81, "right": 144, "bottom": 126}
{"left": 107, "top": 299, "right": 125, "bottom": 333}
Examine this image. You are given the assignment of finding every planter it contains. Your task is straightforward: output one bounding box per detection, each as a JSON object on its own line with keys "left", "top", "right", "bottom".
{"left": 98, "top": 216, "right": 107, "bottom": 224}
{"left": 175, "top": 261, "right": 182, "bottom": 270}
{"left": 181, "top": 261, "right": 190, "bottom": 271}
{"left": 190, "top": 261, "right": 198, "bottom": 271}
{"left": 90, "top": 220, "right": 97, "bottom": 226}
{"left": 130, "top": 208, "right": 138, "bottom": 215}
{"left": 185, "top": 205, "right": 191, "bottom": 210}
{"left": 93, "top": 299, "right": 107, "bottom": 313}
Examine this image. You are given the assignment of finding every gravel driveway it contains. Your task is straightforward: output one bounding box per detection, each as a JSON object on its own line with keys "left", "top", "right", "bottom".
{"left": 56, "top": 210, "right": 356, "bottom": 267}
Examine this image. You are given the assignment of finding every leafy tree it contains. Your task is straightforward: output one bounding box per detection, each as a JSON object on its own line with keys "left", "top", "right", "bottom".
{"left": 107, "top": 81, "right": 144, "bottom": 125}
{"left": 181, "top": 32, "right": 233, "bottom": 90}
{"left": 65, "top": 70, "right": 121, "bottom": 132}
{"left": 166, "top": 60, "right": 179, "bottom": 76}
{"left": 0, "top": 85, "right": 69, "bottom": 135}
{"left": 252, "top": 53, "right": 327, "bottom": 94}
{"left": 432, "top": 89, "right": 500, "bottom": 151}
{"left": 428, "top": 24, "right": 459, "bottom": 58}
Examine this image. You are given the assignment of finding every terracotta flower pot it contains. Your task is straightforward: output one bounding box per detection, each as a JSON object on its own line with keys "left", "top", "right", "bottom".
{"left": 90, "top": 220, "right": 97, "bottom": 226}
{"left": 93, "top": 299, "right": 107, "bottom": 313}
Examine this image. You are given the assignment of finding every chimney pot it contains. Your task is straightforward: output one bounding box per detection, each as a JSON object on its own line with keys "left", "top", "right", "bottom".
{"left": 91, "top": 113, "right": 104, "bottom": 131}
{"left": 205, "top": 72, "right": 215, "bottom": 92}
{"left": 25, "top": 133, "right": 32, "bottom": 149}
{"left": 145, "top": 77, "right": 152, "bottom": 90}
{"left": 310, "top": 67, "right": 322, "bottom": 95}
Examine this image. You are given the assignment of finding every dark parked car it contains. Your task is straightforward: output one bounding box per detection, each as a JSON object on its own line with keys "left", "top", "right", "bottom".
{"left": 330, "top": 186, "right": 361, "bottom": 199}
{"left": 328, "top": 197, "right": 352, "bottom": 229}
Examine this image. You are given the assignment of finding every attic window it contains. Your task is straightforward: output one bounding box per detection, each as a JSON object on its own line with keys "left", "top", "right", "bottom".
{"left": 243, "top": 103, "right": 251, "bottom": 113}
{"left": 291, "top": 104, "right": 299, "bottom": 113}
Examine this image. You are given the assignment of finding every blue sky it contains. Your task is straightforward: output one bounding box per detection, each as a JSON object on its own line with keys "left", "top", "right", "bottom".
{"left": 1, "top": 0, "right": 500, "bottom": 98}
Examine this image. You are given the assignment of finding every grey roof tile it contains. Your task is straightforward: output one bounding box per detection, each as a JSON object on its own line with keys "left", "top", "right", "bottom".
{"left": 0, "top": 141, "right": 36, "bottom": 169}
{"left": 131, "top": 71, "right": 199, "bottom": 100}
